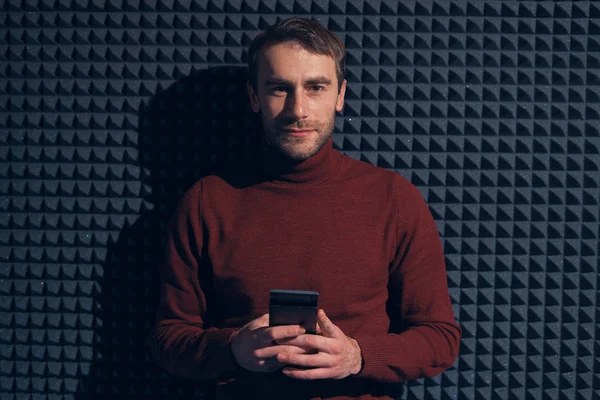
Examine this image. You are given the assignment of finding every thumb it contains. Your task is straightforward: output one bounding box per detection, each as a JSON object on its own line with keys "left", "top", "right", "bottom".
{"left": 316, "top": 309, "right": 340, "bottom": 338}
{"left": 249, "top": 313, "right": 270, "bottom": 328}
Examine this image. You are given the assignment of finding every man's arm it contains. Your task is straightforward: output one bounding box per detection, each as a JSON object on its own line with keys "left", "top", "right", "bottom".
{"left": 147, "top": 182, "right": 240, "bottom": 381}
{"left": 352, "top": 177, "right": 462, "bottom": 382}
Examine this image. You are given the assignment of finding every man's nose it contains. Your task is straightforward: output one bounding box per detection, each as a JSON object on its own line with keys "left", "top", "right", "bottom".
{"left": 285, "top": 90, "right": 309, "bottom": 120}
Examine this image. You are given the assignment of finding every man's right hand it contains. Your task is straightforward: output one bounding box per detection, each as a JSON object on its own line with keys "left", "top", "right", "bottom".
{"left": 230, "top": 313, "right": 309, "bottom": 373}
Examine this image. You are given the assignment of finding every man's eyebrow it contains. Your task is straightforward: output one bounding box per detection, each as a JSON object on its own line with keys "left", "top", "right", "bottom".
{"left": 305, "top": 76, "right": 333, "bottom": 86}
{"left": 264, "top": 78, "right": 292, "bottom": 86}
{"left": 264, "top": 76, "right": 333, "bottom": 86}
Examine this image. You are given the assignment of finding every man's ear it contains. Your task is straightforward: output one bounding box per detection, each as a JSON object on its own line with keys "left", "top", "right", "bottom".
{"left": 247, "top": 81, "right": 261, "bottom": 113}
{"left": 335, "top": 79, "right": 347, "bottom": 112}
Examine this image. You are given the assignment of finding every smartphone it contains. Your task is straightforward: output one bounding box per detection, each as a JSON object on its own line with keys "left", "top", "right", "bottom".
{"left": 269, "top": 289, "right": 319, "bottom": 334}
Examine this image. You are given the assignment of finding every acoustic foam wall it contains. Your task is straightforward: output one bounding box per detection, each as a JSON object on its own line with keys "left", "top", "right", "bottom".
{"left": 1, "top": 1, "right": 599, "bottom": 399}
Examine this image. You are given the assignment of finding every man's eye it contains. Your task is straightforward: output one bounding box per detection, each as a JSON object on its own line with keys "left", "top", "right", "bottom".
{"left": 268, "top": 87, "right": 289, "bottom": 96}
{"left": 310, "top": 86, "right": 324, "bottom": 92}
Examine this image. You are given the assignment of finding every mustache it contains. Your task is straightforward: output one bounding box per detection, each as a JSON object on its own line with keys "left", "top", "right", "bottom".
{"left": 278, "top": 123, "right": 315, "bottom": 130}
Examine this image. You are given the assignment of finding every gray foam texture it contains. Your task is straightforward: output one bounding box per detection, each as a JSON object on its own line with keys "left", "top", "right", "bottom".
{"left": 1, "top": 1, "right": 600, "bottom": 399}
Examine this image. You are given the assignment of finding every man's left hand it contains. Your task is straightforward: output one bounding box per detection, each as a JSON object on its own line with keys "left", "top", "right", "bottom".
{"left": 275, "top": 309, "right": 363, "bottom": 380}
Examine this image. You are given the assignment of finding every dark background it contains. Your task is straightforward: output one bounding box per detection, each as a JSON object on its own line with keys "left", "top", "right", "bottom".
{"left": 2, "top": 1, "right": 600, "bottom": 399}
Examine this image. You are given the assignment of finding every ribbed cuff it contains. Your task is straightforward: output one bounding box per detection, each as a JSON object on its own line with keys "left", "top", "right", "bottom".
{"left": 350, "top": 337, "right": 365, "bottom": 375}
{"left": 352, "top": 335, "right": 390, "bottom": 381}
{"left": 204, "top": 327, "right": 241, "bottom": 377}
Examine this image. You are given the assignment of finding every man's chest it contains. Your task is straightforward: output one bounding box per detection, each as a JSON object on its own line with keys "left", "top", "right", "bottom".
{"left": 203, "top": 191, "right": 396, "bottom": 321}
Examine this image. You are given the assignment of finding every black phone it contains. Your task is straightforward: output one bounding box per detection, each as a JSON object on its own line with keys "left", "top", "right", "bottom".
{"left": 269, "top": 289, "right": 319, "bottom": 334}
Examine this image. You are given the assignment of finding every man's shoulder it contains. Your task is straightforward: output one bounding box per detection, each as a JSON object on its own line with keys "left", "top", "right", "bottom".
{"left": 339, "top": 151, "right": 414, "bottom": 188}
{"left": 172, "top": 172, "right": 245, "bottom": 216}
{"left": 339, "top": 151, "right": 425, "bottom": 206}
{"left": 190, "top": 173, "right": 240, "bottom": 195}
{"left": 189, "top": 160, "right": 260, "bottom": 194}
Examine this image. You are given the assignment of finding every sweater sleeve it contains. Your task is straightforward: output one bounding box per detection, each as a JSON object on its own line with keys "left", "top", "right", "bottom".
{"left": 353, "top": 177, "right": 461, "bottom": 382}
{"left": 147, "top": 182, "right": 240, "bottom": 381}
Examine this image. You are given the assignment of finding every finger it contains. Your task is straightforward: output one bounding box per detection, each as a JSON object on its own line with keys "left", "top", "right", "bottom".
{"left": 317, "top": 309, "right": 341, "bottom": 338}
{"left": 279, "top": 334, "right": 333, "bottom": 353}
{"left": 275, "top": 339, "right": 318, "bottom": 355}
{"left": 253, "top": 345, "right": 312, "bottom": 359}
{"left": 257, "top": 357, "right": 285, "bottom": 371}
{"left": 276, "top": 352, "right": 332, "bottom": 368}
{"left": 248, "top": 313, "right": 269, "bottom": 329}
{"left": 275, "top": 337, "right": 292, "bottom": 344}
{"left": 275, "top": 337, "right": 312, "bottom": 345}
{"left": 282, "top": 367, "right": 337, "bottom": 380}
{"left": 256, "top": 325, "right": 306, "bottom": 344}
{"left": 275, "top": 338, "right": 314, "bottom": 350}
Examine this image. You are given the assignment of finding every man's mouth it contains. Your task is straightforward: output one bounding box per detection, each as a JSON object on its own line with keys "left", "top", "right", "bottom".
{"left": 283, "top": 129, "right": 314, "bottom": 137}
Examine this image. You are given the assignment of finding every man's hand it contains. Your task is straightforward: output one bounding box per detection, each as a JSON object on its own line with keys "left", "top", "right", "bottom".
{"left": 275, "top": 309, "right": 363, "bottom": 380}
{"left": 230, "top": 313, "right": 312, "bottom": 373}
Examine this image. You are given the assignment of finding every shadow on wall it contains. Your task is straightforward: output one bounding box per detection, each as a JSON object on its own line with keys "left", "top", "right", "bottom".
{"left": 75, "top": 66, "right": 263, "bottom": 398}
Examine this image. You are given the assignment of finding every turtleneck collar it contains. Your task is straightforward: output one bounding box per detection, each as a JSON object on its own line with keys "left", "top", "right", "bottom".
{"left": 257, "top": 135, "right": 338, "bottom": 185}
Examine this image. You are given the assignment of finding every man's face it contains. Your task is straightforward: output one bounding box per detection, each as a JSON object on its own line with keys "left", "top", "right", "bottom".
{"left": 247, "top": 43, "right": 347, "bottom": 161}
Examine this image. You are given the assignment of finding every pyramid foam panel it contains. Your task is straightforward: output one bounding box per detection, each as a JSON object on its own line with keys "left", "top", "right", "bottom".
{"left": 1, "top": 1, "right": 599, "bottom": 399}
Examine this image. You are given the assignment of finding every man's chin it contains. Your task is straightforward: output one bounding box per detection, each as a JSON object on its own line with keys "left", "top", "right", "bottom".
{"left": 277, "top": 146, "right": 316, "bottom": 161}
{"left": 263, "top": 130, "right": 331, "bottom": 161}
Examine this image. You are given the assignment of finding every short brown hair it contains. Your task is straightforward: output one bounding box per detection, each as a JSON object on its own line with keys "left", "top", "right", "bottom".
{"left": 247, "top": 17, "right": 346, "bottom": 92}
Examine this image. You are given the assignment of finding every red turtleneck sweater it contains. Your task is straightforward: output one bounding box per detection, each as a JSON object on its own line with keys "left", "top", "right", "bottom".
{"left": 149, "top": 137, "right": 461, "bottom": 399}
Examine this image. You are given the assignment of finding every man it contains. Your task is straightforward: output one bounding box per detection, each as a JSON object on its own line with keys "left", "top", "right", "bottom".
{"left": 149, "top": 17, "right": 461, "bottom": 399}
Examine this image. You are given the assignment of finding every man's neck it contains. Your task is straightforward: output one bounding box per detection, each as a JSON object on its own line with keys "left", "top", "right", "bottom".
{"left": 258, "top": 136, "right": 338, "bottom": 185}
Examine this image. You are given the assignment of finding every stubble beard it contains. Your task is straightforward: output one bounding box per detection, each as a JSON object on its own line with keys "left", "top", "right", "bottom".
{"left": 262, "top": 112, "right": 336, "bottom": 161}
